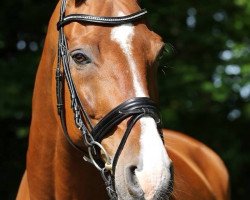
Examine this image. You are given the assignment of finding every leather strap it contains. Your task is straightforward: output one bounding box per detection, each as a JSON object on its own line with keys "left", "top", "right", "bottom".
{"left": 92, "top": 97, "right": 161, "bottom": 143}
{"left": 57, "top": 9, "right": 147, "bottom": 29}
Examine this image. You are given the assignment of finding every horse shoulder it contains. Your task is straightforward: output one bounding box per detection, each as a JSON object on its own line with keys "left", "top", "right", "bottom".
{"left": 163, "top": 129, "right": 230, "bottom": 200}
{"left": 16, "top": 170, "right": 30, "bottom": 200}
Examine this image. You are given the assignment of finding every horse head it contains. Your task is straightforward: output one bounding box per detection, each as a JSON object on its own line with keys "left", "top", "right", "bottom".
{"left": 39, "top": 0, "right": 173, "bottom": 199}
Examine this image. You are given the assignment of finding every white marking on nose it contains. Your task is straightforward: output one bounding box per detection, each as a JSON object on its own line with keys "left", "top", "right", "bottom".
{"left": 111, "top": 12, "right": 171, "bottom": 198}
{"left": 135, "top": 118, "right": 171, "bottom": 198}
{"left": 110, "top": 19, "right": 145, "bottom": 97}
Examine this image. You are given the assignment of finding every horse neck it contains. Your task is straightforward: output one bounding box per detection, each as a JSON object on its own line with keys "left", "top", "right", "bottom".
{"left": 26, "top": 3, "right": 107, "bottom": 199}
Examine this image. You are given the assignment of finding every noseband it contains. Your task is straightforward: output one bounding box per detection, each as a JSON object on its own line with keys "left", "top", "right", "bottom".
{"left": 56, "top": 0, "right": 163, "bottom": 199}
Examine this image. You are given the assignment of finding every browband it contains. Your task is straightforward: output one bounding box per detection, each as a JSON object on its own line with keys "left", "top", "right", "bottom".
{"left": 57, "top": 9, "right": 147, "bottom": 29}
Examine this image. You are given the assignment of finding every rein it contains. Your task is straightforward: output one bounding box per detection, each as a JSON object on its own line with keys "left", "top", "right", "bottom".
{"left": 56, "top": 0, "right": 162, "bottom": 199}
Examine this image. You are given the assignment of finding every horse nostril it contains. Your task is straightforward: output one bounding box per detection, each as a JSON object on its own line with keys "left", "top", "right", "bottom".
{"left": 125, "top": 166, "right": 144, "bottom": 198}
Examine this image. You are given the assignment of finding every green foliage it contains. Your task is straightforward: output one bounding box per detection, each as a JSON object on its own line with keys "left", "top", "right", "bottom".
{"left": 0, "top": 53, "right": 39, "bottom": 118}
{"left": 0, "top": 0, "right": 249, "bottom": 199}
{"left": 143, "top": 0, "right": 250, "bottom": 198}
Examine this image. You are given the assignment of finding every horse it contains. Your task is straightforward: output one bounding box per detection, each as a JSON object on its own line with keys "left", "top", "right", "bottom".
{"left": 16, "top": 0, "right": 230, "bottom": 199}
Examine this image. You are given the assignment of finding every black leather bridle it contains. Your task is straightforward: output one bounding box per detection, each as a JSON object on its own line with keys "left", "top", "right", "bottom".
{"left": 56, "top": 0, "right": 163, "bottom": 199}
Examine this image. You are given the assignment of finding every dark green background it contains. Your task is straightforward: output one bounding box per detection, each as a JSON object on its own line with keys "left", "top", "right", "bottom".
{"left": 0, "top": 0, "right": 249, "bottom": 199}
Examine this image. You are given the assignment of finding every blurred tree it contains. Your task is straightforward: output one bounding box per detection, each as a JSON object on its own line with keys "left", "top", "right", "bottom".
{"left": 141, "top": 0, "right": 250, "bottom": 198}
{"left": 0, "top": 0, "right": 249, "bottom": 199}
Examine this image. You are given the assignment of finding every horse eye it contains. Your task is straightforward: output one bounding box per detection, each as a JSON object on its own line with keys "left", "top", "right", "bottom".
{"left": 72, "top": 52, "right": 90, "bottom": 65}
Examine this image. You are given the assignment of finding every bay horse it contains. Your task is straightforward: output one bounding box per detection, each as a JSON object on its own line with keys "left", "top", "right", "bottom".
{"left": 17, "top": 0, "right": 230, "bottom": 199}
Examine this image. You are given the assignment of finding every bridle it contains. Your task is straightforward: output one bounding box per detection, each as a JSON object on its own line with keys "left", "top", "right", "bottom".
{"left": 56, "top": 0, "right": 163, "bottom": 199}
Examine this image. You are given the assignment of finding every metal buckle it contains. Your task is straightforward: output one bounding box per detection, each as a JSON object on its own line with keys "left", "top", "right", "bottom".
{"left": 88, "top": 141, "right": 112, "bottom": 171}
